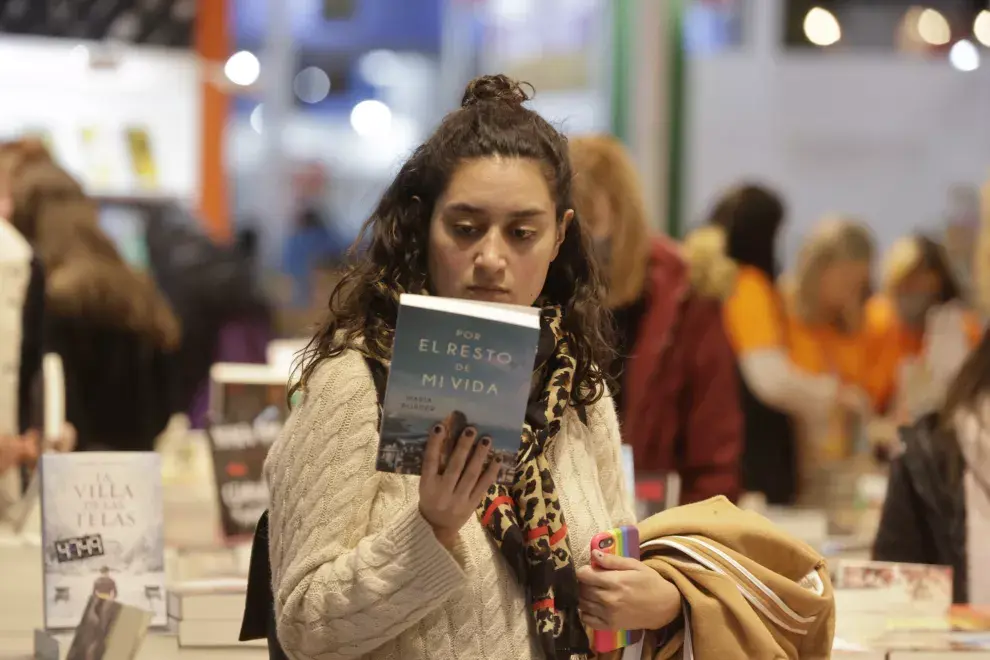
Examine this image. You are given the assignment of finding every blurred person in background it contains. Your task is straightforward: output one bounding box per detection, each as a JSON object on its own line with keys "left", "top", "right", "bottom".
{"left": 712, "top": 184, "right": 857, "bottom": 505}
{"left": 0, "top": 185, "right": 44, "bottom": 515}
{"left": 781, "top": 218, "right": 881, "bottom": 506}
{"left": 569, "top": 134, "right": 742, "bottom": 504}
{"left": 0, "top": 140, "right": 75, "bottom": 516}
{"left": 783, "top": 218, "right": 878, "bottom": 460}
{"left": 873, "top": 326, "right": 990, "bottom": 605}
{"left": 866, "top": 234, "right": 984, "bottom": 424}
{"left": 4, "top": 141, "right": 181, "bottom": 453}
{"left": 142, "top": 205, "right": 273, "bottom": 430}
{"left": 282, "top": 161, "right": 349, "bottom": 308}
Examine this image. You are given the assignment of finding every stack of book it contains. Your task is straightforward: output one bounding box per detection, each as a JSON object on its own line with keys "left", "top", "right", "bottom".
{"left": 167, "top": 578, "right": 262, "bottom": 648}
{"left": 0, "top": 538, "right": 44, "bottom": 646}
{"left": 832, "top": 559, "right": 954, "bottom": 643}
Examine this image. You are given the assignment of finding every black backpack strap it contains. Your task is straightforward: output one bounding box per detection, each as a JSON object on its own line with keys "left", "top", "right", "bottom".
{"left": 576, "top": 404, "right": 588, "bottom": 426}
{"left": 240, "top": 511, "right": 289, "bottom": 659}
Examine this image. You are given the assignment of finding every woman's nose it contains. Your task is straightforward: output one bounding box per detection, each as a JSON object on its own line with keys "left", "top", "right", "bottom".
{"left": 474, "top": 232, "right": 507, "bottom": 271}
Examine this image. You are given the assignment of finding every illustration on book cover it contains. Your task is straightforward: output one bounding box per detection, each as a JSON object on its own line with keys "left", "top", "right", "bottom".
{"left": 40, "top": 452, "right": 166, "bottom": 629}
{"left": 377, "top": 301, "right": 540, "bottom": 485}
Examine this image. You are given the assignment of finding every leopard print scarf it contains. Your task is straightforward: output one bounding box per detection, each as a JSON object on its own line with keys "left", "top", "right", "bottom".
{"left": 477, "top": 306, "right": 589, "bottom": 659}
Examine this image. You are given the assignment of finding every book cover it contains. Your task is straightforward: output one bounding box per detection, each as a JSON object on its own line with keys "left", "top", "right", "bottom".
{"left": 377, "top": 294, "right": 541, "bottom": 485}
{"left": 207, "top": 364, "right": 288, "bottom": 540}
{"left": 40, "top": 453, "right": 166, "bottom": 629}
{"left": 65, "top": 594, "right": 152, "bottom": 660}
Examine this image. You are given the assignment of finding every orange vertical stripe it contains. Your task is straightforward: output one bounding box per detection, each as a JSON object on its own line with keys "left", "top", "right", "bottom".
{"left": 196, "top": 0, "right": 231, "bottom": 242}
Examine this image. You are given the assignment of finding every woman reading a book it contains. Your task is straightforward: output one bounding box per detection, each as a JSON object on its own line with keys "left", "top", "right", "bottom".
{"left": 263, "top": 75, "right": 682, "bottom": 660}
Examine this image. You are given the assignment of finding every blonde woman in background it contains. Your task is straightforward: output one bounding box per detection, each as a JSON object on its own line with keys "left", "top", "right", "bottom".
{"left": 866, "top": 234, "right": 984, "bottom": 424}
{"left": 782, "top": 218, "right": 881, "bottom": 504}
{"left": 569, "top": 135, "right": 742, "bottom": 505}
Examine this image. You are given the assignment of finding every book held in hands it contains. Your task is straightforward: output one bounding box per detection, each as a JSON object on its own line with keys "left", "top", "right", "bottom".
{"left": 376, "top": 294, "right": 542, "bottom": 485}
{"left": 40, "top": 453, "right": 166, "bottom": 629}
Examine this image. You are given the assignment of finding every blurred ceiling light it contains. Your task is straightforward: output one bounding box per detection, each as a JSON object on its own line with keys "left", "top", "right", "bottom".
{"left": 293, "top": 66, "right": 331, "bottom": 104}
{"left": 803, "top": 7, "right": 841, "bottom": 47}
{"left": 358, "top": 49, "right": 401, "bottom": 87}
{"left": 350, "top": 100, "right": 392, "bottom": 138}
{"left": 225, "top": 50, "right": 260, "bottom": 86}
{"left": 917, "top": 8, "right": 951, "bottom": 46}
{"left": 975, "top": 10, "right": 990, "bottom": 48}
{"left": 949, "top": 39, "right": 980, "bottom": 71}
{"left": 250, "top": 104, "right": 264, "bottom": 134}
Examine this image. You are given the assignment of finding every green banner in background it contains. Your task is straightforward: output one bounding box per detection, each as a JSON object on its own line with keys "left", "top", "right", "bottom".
{"left": 610, "top": 0, "right": 633, "bottom": 144}
{"left": 610, "top": 0, "right": 687, "bottom": 237}
{"left": 667, "top": 0, "right": 686, "bottom": 238}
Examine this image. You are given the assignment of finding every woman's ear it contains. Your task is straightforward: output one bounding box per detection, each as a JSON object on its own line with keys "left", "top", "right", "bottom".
{"left": 552, "top": 209, "right": 574, "bottom": 261}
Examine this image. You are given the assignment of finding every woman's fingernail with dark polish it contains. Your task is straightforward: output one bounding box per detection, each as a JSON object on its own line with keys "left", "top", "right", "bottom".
{"left": 432, "top": 424, "right": 444, "bottom": 434}
{"left": 465, "top": 427, "right": 476, "bottom": 438}
{"left": 481, "top": 437, "right": 490, "bottom": 446}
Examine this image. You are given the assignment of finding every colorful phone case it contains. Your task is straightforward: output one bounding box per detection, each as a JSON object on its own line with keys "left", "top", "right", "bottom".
{"left": 590, "top": 525, "right": 644, "bottom": 653}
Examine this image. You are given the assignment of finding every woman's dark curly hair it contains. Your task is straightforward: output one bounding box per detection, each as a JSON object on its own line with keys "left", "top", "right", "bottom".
{"left": 291, "top": 74, "right": 614, "bottom": 407}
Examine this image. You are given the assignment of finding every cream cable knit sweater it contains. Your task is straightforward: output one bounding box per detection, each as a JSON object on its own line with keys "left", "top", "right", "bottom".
{"left": 265, "top": 349, "right": 635, "bottom": 660}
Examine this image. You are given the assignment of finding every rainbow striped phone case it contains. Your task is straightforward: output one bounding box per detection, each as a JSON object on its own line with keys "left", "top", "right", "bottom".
{"left": 590, "top": 525, "right": 644, "bottom": 653}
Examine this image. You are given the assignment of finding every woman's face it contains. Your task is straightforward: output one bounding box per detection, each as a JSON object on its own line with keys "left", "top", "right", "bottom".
{"left": 428, "top": 156, "right": 571, "bottom": 306}
{"left": 818, "top": 259, "right": 871, "bottom": 315}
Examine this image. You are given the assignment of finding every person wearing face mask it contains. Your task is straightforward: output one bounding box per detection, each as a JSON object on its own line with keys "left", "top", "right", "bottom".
{"left": 866, "top": 234, "right": 984, "bottom": 423}
{"left": 569, "top": 135, "right": 742, "bottom": 506}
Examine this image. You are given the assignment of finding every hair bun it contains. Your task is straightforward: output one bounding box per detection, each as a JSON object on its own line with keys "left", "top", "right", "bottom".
{"left": 461, "top": 74, "right": 531, "bottom": 109}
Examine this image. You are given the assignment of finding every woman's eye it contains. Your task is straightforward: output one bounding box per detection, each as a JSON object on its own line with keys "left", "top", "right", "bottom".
{"left": 453, "top": 224, "right": 480, "bottom": 237}
{"left": 512, "top": 228, "right": 537, "bottom": 241}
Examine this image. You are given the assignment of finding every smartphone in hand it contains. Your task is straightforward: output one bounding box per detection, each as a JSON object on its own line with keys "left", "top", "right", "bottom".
{"left": 589, "top": 525, "right": 644, "bottom": 653}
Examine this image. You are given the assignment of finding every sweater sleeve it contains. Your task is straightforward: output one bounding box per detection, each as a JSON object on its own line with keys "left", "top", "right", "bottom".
{"left": 738, "top": 349, "right": 839, "bottom": 419}
{"left": 265, "top": 354, "right": 468, "bottom": 660}
{"left": 587, "top": 390, "right": 636, "bottom": 526}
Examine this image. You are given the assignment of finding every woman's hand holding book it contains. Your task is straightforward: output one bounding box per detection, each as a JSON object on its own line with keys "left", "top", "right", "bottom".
{"left": 419, "top": 415, "right": 501, "bottom": 550}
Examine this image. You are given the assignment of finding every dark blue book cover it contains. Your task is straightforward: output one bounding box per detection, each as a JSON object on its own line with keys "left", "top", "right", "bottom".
{"left": 377, "top": 294, "right": 541, "bottom": 485}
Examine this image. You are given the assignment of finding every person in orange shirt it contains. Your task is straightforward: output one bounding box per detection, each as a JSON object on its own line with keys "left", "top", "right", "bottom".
{"left": 867, "top": 234, "right": 985, "bottom": 422}
{"left": 782, "top": 218, "right": 878, "bottom": 467}
{"left": 711, "top": 185, "right": 861, "bottom": 504}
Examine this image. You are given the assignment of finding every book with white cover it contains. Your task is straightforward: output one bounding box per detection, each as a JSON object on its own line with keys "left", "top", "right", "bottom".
{"left": 40, "top": 452, "right": 166, "bottom": 629}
